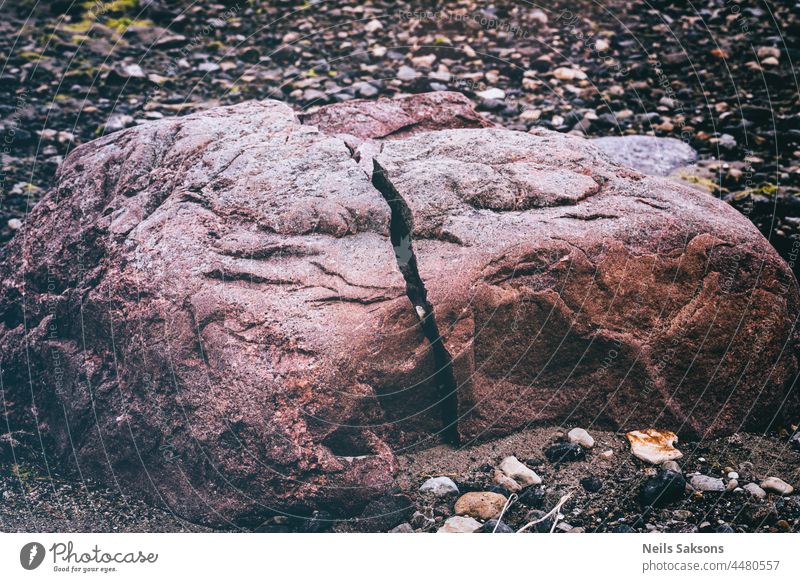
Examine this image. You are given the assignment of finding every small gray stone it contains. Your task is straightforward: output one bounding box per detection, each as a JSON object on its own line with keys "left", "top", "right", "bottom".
{"left": 355, "top": 82, "right": 379, "bottom": 98}
{"left": 661, "top": 460, "right": 682, "bottom": 473}
{"left": 591, "top": 135, "right": 697, "bottom": 176}
{"left": 419, "top": 476, "right": 459, "bottom": 497}
{"left": 397, "top": 66, "right": 417, "bottom": 82}
{"left": 104, "top": 114, "right": 134, "bottom": 133}
{"left": 197, "top": 62, "right": 221, "bottom": 73}
{"left": 477, "top": 87, "right": 506, "bottom": 101}
{"left": 690, "top": 475, "right": 725, "bottom": 492}
{"left": 743, "top": 483, "right": 767, "bottom": 500}
{"left": 389, "top": 523, "right": 414, "bottom": 533}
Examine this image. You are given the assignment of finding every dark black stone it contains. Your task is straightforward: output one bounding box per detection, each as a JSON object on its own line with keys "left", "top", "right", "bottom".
{"left": 640, "top": 470, "right": 686, "bottom": 508}
{"left": 544, "top": 442, "right": 586, "bottom": 463}
{"left": 516, "top": 485, "right": 546, "bottom": 508}
{"left": 612, "top": 524, "right": 636, "bottom": 533}
{"left": 489, "top": 485, "right": 512, "bottom": 497}
{"left": 580, "top": 476, "right": 603, "bottom": 492}
{"left": 476, "top": 519, "right": 514, "bottom": 533}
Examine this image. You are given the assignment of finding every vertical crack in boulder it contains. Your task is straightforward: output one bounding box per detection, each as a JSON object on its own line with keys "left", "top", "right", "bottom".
{"left": 372, "top": 159, "right": 459, "bottom": 444}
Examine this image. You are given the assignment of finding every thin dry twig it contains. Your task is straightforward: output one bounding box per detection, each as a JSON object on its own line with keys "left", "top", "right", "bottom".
{"left": 516, "top": 492, "right": 572, "bottom": 534}
{"left": 492, "top": 493, "right": 518, "bottom": 532}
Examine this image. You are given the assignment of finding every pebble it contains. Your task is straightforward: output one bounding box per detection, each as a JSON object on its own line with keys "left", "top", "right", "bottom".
{"left": 726, "top": 479, "right": 738, "bottom": 492}
{"left": 727, "top": 471, "right": 739, "bottom": 480}
{"left": 7, "top": 218, "right": 22, "bottom": 230}
{"left": 498, "top": 455, "right": 542, "bottom": 487}
{"left": 355, "top": 82, "right": 379, "bottom": 98}
{"left": 568, "top": 427, "right": 595, "bottom": 449}
{"left": 397, "top": 66, "right": 417, "bottom": 81}
{"left": 580, "top": 476, "right": 603, "bottom": 492}
{"left": 690, "top": 475, "right": 725, "bottom": 492}
{"left": 626, "top": 429, "right": 683, "bottom": 464}
{"left": 716, "top": 524, "right": 736, "bottom": 533}
{"left": 197, "top": 62, "right": 220, "bottom": 73}
{"left": 104, "top": 114, "right": 134, "bottom": 133}
{"left": 718, "top": 133, "right": 737, "bottom": 150}
{"left": 477, "top": 87, "right": 505, "bottom": 101}
{"left": 760, "top": 477, "right": 794, "bottom": 496}
{"left": 438, "top": 515, "right": 482, "bottom": 533}
{"left": 640, "top": 470, "right": 686, "bottom": 507}
{"left": 743, "top": 483, "right": 767, "bottom": 500}
{"left": 389, "top": 523, "right": 414, "bottom": 533}
{"left": 661, "top": 460, "right": 682, "bottom": 473}
{"left": 364, "top": 19, "right": 383, "bottom": 33}
{"left": 600, "top": 449, "right": 614, "bottom": 459}
{"left": 544, "top": 442, "right": 585, "bottom": 463}
{"left": 553, "top": 67, "right": 586, "bottom": 81}
{"left": 673, "top": 509, "right": 693, "bottom": 520}
{"left": 492, "top": 469, "right": 522, "bottom": 493}
{"left": 476, "top": 519, "right": 514, "bottom": 533}
{"left": 419, "top": 476, "right": 459, "bottom": 497}
{"left": 454, "top": 492, "right": 507, "bottom": 520}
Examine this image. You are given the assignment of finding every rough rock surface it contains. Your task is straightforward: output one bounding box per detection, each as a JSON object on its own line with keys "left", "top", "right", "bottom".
{"left": 298, "top": 91, "right": 493, "bottom": 142}
{"left": 1, "top": 93, "right": 798, "bottom": 524}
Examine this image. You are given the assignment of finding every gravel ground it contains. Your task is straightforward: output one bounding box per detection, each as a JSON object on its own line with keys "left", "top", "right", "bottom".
{"left": 5, "top": 426, "right": 797, "bottom": 533}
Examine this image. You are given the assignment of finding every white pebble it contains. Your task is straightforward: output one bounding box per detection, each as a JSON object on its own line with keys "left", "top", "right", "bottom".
{"left": 419, "top": 476, "right": 459, "bottom": 497}
{"left": 567, "top": 427, "right": 595, "bottom": 449}
{"left": 498, "top": 455, "right": 541, "bottom": 487}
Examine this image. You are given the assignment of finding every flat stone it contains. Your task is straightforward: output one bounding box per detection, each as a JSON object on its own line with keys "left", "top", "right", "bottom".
{"left": 438, "top": 515, "right": 482, "bottom": 533}
{"left": 760, "top": 477, "right": 794, "bottom": 496}
{"left": 627, "top": 430, "right": 683, "bottom": 464}
{"left": 690, "top": 474, "right": 725, "bottom": 492}
{"left": 591, "top": 135, "right": 697, "bottom": 176}
{"left": 498, "top": 456, "right": 542, "bottom": 487}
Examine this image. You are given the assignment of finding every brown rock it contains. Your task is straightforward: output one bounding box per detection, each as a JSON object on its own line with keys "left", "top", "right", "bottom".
{"left": 454, "top": 492, "right": 507, "bottom": 520}
{"left": 371, "top": 125, "right": 800, "bottom": 442}
{"left": 1, "top": 94, "right": 797, "bottom": 525}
